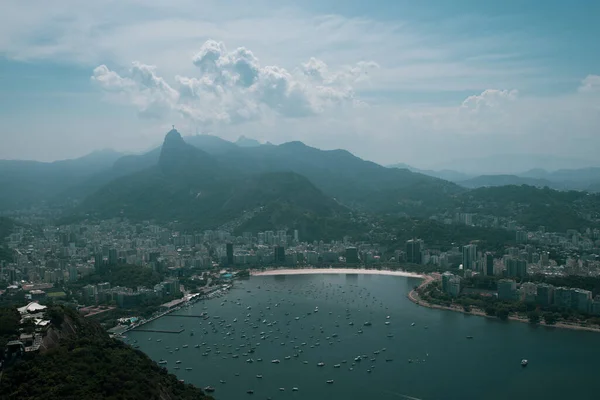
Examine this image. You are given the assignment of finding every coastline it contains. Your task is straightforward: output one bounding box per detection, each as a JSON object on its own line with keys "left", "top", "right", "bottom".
{"left": 251, "top": 267, "right": 423, "bottom": 278}
{"left": 408, "top": 274, "right": 600, "bottom": 334}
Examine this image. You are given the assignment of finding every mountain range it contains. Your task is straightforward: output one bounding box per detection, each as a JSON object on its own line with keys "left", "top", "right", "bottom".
{"left": 388, "top": 163, "right": 600, "bottom": 192}
{"left": 2, "top": 130, "right": 600, "bottom": 236}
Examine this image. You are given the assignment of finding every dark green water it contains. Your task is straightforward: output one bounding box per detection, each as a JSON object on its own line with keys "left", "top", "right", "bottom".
{"left": 125, "top": 274, "right": 600, "bottom": 400}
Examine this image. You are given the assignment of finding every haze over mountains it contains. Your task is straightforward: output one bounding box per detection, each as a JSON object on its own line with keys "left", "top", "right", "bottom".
{"left": 2, "top": 129, "right": 600, "bottom": 237}
{"left": 388, "top": 162, "right": 600, "bottom": 192}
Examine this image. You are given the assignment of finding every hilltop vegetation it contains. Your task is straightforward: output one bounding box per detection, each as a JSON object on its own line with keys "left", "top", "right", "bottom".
{"left": 459, "top": 185, "right": 600, "bottom": 231}
{"left": 0, "top": 306, "right": 212, "bottom": 400}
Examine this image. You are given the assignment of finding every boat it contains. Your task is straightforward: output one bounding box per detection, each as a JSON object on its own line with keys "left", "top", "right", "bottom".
{"left": 247, "top": 390, "right": 254, "bottom": 394}
{"left": 317, "top": 362, "right": 325, "bottom": 367}
{"left": 158, "top": 360, "right": 167, "bottom": 365}
{"left": 326, "top": 380, "right": 334, "bottom": 384}
{"left": 204, "top": 386, "right": 215, "bottom": 393}
{"left": 521, "top": 359, "right": 528, "bottom": 367}
{"left": 220, "top": 380, "right": 226, "bottom": 384}
{"left": 256, "top": 375, "right": 263, "bottom": 379}
{"left": 466, "top": 336, "right": 474, "bottom": 339}
{"left": 292, "top": 387, "right": 299, "bottom": 391}
{"left": 279, "top": 388, "right": 285, "bottom": 391}
{"left": 385, "top": 321, "right": 390, "bottom": 325}
{"left": 175, "top": 360, "right": 182, "bottom": 364}
{"left": 333, "top": 364, "right": 341, "bottom": 368}
{"left": 185, "top": 367, "right": 192, "bottom": 371}
{"left": 271, "top": 359, "right": 280, "bottom": 364}
{"left": 364, "top": 322, "right": 372, "bottom": 326}
{"left": 411, "top": 322, "right": 415, "bottom": 326}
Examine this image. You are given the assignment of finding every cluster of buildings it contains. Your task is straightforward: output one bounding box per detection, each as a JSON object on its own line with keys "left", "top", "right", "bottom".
{"left": 496, "top": 279, "right": 600, "bottom": 314}
{"left": 0, "top": 219, "right": 390, "bottom": 291}
{"left": 81, "top": 278, "right": 180, "bottom": 307}
{"left": 439, "top": 272, "right": 600, "bottom": 315}
{"left": 400, "top": 239, "right": 535, "bottom": 278}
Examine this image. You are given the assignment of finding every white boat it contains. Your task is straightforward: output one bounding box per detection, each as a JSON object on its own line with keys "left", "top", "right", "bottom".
{"left": 317, "top": 362, "right": 325, "bottom": 367}
{"left": 521, "top": 359, "right": 528, "bottom": 367}
{"left": 326, "top": 380, "right": 334, "bottom": 384}
{"left": 411, "top": 322, "right": 415, "bottom": 326}
{"left": 271, "top": 359, "right": 280, "bottom": 364}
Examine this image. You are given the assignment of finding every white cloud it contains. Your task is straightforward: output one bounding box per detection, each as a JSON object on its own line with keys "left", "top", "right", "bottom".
{"left": 578, "top": 75, "right": 600, "bottom": 93}
{"left": 461, "top": 89, "right": 518, "bottom": 111}
{"left": 93, "top": 40, "right": 377, "bottom": 125}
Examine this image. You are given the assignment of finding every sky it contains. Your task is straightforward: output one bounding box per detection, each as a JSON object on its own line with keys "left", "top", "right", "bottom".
{"left": 1, "top": 0, "right": 599, "bottom": 171}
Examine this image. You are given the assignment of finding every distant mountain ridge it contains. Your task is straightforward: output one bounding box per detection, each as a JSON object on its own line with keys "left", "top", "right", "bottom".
{"left": 78, "top": 130, "right": 354, "bottom": 239}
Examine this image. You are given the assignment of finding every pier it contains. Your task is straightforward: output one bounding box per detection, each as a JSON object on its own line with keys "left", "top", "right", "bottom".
{"left": 163, "top": 314, "right": 206, "bottom": 318}
{"left": 133, "top": 328, "right": 185, "bottom": 334}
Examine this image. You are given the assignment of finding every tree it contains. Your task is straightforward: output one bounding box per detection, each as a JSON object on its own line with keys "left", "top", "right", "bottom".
{"left": 527, "top": 311, "right": 540, "bottom": 324}
{"left": 496, "top": 307, "right": 509, "bottom": 320}
{"left": 543, "top": 312, "right": 558, "bottom": 325}
{"left": 485, "top": 305, "right": 497, "bottom": 316}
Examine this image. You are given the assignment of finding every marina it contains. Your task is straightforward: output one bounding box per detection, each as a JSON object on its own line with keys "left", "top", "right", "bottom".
{"left": 124, "top": 274, "right": 600, "bottom": 400}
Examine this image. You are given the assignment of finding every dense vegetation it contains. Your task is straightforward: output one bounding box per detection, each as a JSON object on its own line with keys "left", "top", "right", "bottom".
{"left": 0, "top": 306, "right": 212, "bottom": 400}
{"left": 79, "top": 130, "right": 367, "bottom": 239}
{"left": 459, "top": 185, "right": 600, "bottom": 231}
{"left": 0, "top": 306, "right": 20, "bottom": 350}
{"left": 73, "top": 264, "right": 164, "bottom": 290}
{"left": 385, "top": 217, "right": 515, "bottom": 254}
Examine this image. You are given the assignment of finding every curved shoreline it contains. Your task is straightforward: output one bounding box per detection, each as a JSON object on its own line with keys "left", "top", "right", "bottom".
{"left": 408, "top": 274, "right": 600, "bottom": 334}
{"left": 251, "top": 267, "right": 424, "bottom": 278}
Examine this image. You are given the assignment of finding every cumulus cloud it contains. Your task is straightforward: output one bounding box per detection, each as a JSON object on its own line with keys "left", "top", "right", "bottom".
{"left": 578, "top": 75, "right": 600, "bottom": 93}
{"left": 460, "top": 89, "right": 518, "bottom": 111}
{"left": 92, "top": 40, "right": 378, "bottom": 126}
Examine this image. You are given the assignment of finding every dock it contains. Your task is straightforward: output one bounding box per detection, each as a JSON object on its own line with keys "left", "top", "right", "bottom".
{"left": 163, "top": 315, "right": 206, "bottom": 318}
{"left": 133, "top": 328, "right": 185, "bottom": 334}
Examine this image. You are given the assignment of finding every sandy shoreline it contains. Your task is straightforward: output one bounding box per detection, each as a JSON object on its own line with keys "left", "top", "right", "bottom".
{"left": 251, "top": 268, "right": 423, "bottom": 278}
{"left": 408, "top": 274, "right": 600, "bottom": 334}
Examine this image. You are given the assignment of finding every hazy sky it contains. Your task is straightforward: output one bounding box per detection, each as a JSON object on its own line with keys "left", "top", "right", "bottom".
{"left": 1, "top": 0, "right": 599, "bottom": 169}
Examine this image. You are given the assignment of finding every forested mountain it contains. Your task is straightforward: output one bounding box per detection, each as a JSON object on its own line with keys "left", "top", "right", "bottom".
{"left": 0, "top": 306, "right": 212, "bottom": 400}
{"left": 78, "top": 130, "right": 352, "bottom": 238}
{"left": 0, "top": 149, "right": 123, "bottom": 210}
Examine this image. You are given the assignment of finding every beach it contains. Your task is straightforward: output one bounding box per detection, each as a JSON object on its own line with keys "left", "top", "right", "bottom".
{"left": 251, "top": 267, "right": 424, "bottom": 278}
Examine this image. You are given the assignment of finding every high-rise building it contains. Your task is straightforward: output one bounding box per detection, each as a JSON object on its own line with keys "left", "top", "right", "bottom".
{"left": 447, "top": 277, "right": 461, "bottom": 297}
{"left": 68, "top": 266, "right": 79, "bottom": 282}
{"left": 94, "top": 254, "right": 105, "bottom": 273}
{"left": 226, "top": 243, "right": 234, "bottom": 266}
{"left": 516, "top": 230, "right": 527, "bottom": 244}
{"left": 293, "top": 230, "right": 299, "bottom": 243}
{"left": 485, "top": 252, "right": 494, "bottom": 276}
{"left": 441, "top": 271, "right": 454, "bottom": 293}
{"left": 497, "top": 279, "right": 517, "bottom": 301}
{"left": 505, "top": 258, "right": 528, "bottom": 278}
{"left": 108, "top": 248, "right": 118, "bottom": 266}
{"left": 274, "top": 246, "right": 286, "bottom": 264}
{"left": 406, "top": 239, "right": 422, "bottom": 264}
{"left": 535, "top": 283, "right": 554, "bottom": 306}
{"left": 553, "top": 287, "right": 572, "bottom": 309}
{"left": 520, "top": 282, "right": 537, "bottom": 302}
{"left": 571, "top": 289, "right": 592, "bottom": 313}
{"left": 462, "top": 244, "right": 477, "bottom": 270}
